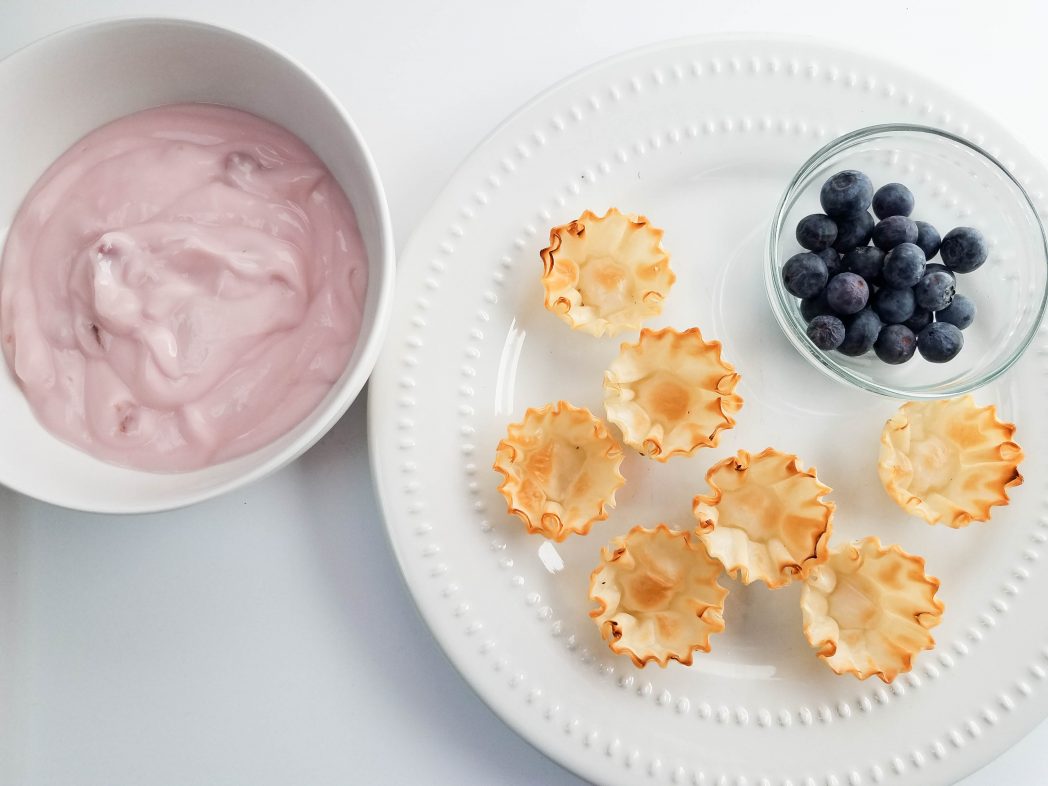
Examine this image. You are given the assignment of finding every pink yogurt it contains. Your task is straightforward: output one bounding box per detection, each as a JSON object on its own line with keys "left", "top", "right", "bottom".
{"left": 0, "top": 103, "right": 368, "bottom": 471}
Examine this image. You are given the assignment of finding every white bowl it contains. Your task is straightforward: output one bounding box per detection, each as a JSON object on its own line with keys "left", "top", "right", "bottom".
{"left": 0, "top": 18, "right": 394, "bottom": 513}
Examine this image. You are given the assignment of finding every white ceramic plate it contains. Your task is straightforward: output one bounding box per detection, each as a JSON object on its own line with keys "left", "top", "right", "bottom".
{"left": 370, "top": 36, "right": 1048, "bottom": 786}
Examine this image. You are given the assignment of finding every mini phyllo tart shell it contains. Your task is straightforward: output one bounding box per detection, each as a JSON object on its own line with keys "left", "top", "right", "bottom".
{"left": 589, "top": 524, "right": 729, "bottom": 668}
{"left": 879, "top": 396, "right": 1023, "bottom": 528}
{"left": 540, "top": 208, "right": 674, "bottom": 336}
{"left": 693, "top": 448, "right": 833, "bottom": 588}
{"left": 800, "top": 536, "right": 944, "bottom": 683}
{"left": 493, "top": 401, "right": 625, "bottom": 541}
{"left": 604, "top": 327, "right": 742, "bottom": 461}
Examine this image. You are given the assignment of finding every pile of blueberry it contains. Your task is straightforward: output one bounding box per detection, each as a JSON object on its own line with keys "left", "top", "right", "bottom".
{"left": 782, "top": 170, "right": 985, "bottom": 364}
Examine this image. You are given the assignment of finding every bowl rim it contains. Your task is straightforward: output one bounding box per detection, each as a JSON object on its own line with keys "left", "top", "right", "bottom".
{"left": 765, "top": 122, "right": 1048, "bottom": 400}
{"left": 0, "top": 15, "right": 395, "bottom": 514}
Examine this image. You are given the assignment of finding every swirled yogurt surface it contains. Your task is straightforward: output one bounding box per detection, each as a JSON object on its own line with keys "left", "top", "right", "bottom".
{"left": 0, "top": 103, "right": 367, "bottom": 471}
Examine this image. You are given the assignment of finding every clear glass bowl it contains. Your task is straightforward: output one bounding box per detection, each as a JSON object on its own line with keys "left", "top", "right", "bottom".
{"left": 766, "top": 124, "right": 1048, "bottom": 399}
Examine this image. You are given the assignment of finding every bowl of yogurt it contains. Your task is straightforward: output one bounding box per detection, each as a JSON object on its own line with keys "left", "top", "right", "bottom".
{"left": 0, "top": 18, "right": 394, "bottom": 512}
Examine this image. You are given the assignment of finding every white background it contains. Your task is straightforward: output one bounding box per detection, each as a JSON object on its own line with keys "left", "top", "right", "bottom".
{"left": 3, "top": 1, "right": 1047, "bottom": 784}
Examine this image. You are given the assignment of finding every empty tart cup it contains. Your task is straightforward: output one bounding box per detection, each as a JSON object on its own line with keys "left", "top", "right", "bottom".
{"left": 879, "top": 396, "right": 1023, "bottom": 528}
{"left": 693, "top": 448, "right": 833, "bottom": 588}
{"left": 800, "top": 536, "right": 944, "bottom": 683}
{"left": 493, "top": 401, "right": 625, "bottom": 541}
{"left": 604, "top": 327, "right": 742, "bottom": 461}
{"left": 540, "top": 208, "right": 675, "bottom": 336}
{"left": 589, "top": 524, "right": 729, "bottom": 667}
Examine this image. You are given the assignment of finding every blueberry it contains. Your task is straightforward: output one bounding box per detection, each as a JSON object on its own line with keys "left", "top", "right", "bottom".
{"left": 843, "top": 246, "right": 886, "bottom": 284}
{"left": 882, "top": 243, "right": 926, "bottom": 288}
{"left": 904, "top": 307, "right": 933, "bottom": 333}
{"left": 875, "top": 324, "right": 918, "bottom": 364}
{"left": 918, "top": 321, "right": 964, "bottom": 363}
{"left": 825, "top": 272, "right": 869, "bottom": 315}
{"left": 872, "top": 183, "right": 915, "bottom": 220}
{"left": 914, "top": 270, "right": 956, "bottom": 311}
{"left": 816, "top": 247, "right": 843, "bottom": 278}
{"left": 831, "top": 211, "right": 875, "bottom": 252}
{"left": 923, "top": 262, "right": 955, "bottom": 282}
{"left": 914, "top": 221, "right": 941, "bottom": 260}
{"left": 937, "top": 294, "right": 976, "bottom": 330}
{"left": 872, "top": 215, "right": 919, "bottom": 251}
{"left": 782, "top": 252, "right": 829, "bottom": 298}
{"left": 800, "top": 291, "right": 833, "bottom": 322}
{"left": 795, "top": 214, "right": 838, "bottom": 251}
{"left": 940, "top": 226, "right": 988, "bottom": 273}
{"left": 838, "top": 308, "right": 883, "bottom": 356}
{"left": 806, "top": 315, "right": 846, "bottom": 350}
{"left": 872, "top": 286, "right": 916, "bottom": 324}
{"left": 820, "top": 170, "right": 874, "bottom": 219}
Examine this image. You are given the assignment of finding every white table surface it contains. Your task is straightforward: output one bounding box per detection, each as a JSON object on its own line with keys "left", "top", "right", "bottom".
{"left": 3, "top": 2, "right": 1047, "bottom": 784}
